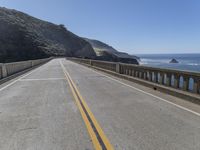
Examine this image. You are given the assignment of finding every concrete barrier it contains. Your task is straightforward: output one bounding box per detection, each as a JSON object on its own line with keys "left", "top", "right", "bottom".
{"left": 0, "top": 58, "right": 51, "bottom": 80}
{"left": 68, "top": 57, "right": 200, "bottom": 104}
{"left": 0, "top": 65, "right": 2, "bottom": 79}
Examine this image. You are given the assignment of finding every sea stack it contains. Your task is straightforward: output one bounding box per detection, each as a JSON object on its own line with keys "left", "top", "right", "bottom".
{"left": 169, "top": 58, "right": 179, "bottom": 63}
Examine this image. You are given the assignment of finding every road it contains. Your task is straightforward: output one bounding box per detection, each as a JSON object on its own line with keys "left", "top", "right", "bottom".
{"left": 0, "top": 58, "right": 200, "bottom": 150}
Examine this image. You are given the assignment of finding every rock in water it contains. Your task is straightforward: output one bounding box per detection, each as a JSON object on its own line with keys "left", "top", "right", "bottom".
{"left": 169, "top": 58, "right": 179, "bottom": 63}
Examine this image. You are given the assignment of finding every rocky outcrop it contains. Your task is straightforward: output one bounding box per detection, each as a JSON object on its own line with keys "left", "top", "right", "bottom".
{"left": 0, "top": 7, "right": 96, "bottom": 63}
{"left": 0, "top": 7, "right": 140, "bottom": 64}
{"left": 84, "top": 38, "right": 139, "bottom": 64}
{"left": 169, "top": 58, "right": 179, "bottom": 63}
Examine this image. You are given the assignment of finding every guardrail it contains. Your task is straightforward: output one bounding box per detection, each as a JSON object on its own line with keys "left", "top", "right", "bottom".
{"left": 68, "top": 57, "right": 200, "bottom": 95}
{"left": 0, "top": 57, "right": 52, "bottom": 79}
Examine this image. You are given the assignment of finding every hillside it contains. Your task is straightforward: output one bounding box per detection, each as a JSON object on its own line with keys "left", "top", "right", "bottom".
{"left": 0, "top": 7, "right": 96, "bottom": 63}
{"left": 84, "top": 38, "right": 118, "bottom": 54}
{"left": 84, "top": 38, "right": 139, "bottom": 64}
{"left": 0, "top": 7, "right": 139, "bottom": 64}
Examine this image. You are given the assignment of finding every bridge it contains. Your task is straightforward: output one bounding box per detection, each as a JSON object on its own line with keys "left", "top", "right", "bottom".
{"left": 0, "top": 58, "right": 200, "bottom": 150}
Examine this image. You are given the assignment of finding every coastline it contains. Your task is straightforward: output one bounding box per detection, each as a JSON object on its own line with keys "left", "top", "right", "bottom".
{"left": 137, "top": 53, "right": 200, "bottom": 72}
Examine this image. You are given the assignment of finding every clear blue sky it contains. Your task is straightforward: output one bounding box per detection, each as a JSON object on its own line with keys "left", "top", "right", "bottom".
{"left": 0, "top": 0, "right": 200, "bottom": 54}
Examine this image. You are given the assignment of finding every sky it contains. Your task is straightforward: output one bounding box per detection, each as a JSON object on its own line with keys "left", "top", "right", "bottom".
{"left": 0, "top": 0, "right": 200, "bottom": 54}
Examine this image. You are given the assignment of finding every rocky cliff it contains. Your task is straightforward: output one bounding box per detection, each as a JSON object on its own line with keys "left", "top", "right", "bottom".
{"left": 84, "top": 38, "right": 139, "bottom": 64}
{"left": 0, "top": 7, "right": 96, "bottom": 63}
{"left": 0, "top": 7, "right": 139, "bottom": 64}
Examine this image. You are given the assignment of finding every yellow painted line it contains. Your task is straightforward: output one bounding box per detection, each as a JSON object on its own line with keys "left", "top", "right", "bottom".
{"left": 66, "top": 72, "right": 102, "bottom": 150}
{"left": 60, "top": 61, "right": 114, "bottom": 150}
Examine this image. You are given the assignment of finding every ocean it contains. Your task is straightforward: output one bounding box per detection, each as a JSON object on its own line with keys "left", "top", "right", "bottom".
{"left": 137, "top": 53, "right": 200, "bottom": 73}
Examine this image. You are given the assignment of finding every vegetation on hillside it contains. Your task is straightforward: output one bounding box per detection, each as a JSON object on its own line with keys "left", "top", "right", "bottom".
{"left": 84, "top": 38, "right": 139, "bottom": 64}
{"left": 0, "top": 7, "right": 138, "bottom": 64}
{"left": 0, "top": 7, "right": 96, "bottom": 62}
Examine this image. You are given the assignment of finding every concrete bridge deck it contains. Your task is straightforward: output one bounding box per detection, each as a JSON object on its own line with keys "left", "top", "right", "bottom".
{"left": 0, "top": 58, "right": 200, "bottom": 150}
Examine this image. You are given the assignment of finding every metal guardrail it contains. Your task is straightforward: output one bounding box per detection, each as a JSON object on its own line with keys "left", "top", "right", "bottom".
{"left": 68, "top": 57, "right": 200, "bottom": 95}
{"left": 0, "top": 58, "right": 52, "bottom": 79}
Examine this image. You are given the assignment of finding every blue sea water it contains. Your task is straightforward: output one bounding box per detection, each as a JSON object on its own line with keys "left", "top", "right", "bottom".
{"left": 137, "top": 53, "right": 200, "bottom": 73}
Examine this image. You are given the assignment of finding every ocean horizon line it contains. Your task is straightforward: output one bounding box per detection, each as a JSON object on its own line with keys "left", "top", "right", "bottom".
{"left": 135, "top": 53, "right": 200, "bottom": 55}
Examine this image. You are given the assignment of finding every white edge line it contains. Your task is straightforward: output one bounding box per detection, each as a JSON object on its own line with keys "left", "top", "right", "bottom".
{"left": 19, "top": 78, "right": 65, "bottom": 81}
{"left": 69, "top": 60, "right": 200, "bottom": 117}
{"left": 0, "top": 63, "right": 44, "bottom": 92}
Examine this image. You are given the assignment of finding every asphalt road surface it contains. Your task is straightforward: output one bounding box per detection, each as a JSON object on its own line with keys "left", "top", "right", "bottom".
{"left": 0, "top": 58, "right": 200, "bottom": 150}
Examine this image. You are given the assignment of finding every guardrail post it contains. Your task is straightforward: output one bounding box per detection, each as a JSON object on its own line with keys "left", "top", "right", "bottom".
{"left": 159, "top": 73, "right": 164, "bottom": 84}
{"left": 144, "top": 72, "right": 147, "bottom": 80}
{"left": 183, "top": 76, "right": 189, "bottom": 91}
{"left": 174, "top": 74, "right": 180, "bottom": 88}
{"left": 31, "top": 61, "right": 34, "bottom": 67}
{"left": 166, "top": 73, "right": 171, "bottom": 86}
{"left": 135, "top": 70, "right": 137, "bottom": 77}
{"left": 130, "top": 69, "right": 133, "bottom": 76}
{"left": 149, "top": 71, "right": 152, "bottom": 81}
{"left": 116, "top": 63, "right": 120, "bottom": 73}
{"left": 90, "top": 60, "right": 93, "bottom": 66}
{"left": 141, "top": 72, "right": 144, "bottom": 79}
{"left": 0, "top": 64, "right": 2, "bottom": 79}
{"left": 129, "top": 69, "right": 132, "bottom": 76}
{"left": 138, "top": 71, "right": 142, "bottom": 78}
{"left": 131, "top": 70, "right": 134, "bottom": 77}
{"left": 2, "top": 64, "right": 7, "bottom": 78}
{"left": 125, "top": 68, "right": 128, "bottom": 75}
{"left": 193, "top": 78, "right": 199, "bottom": 93}
{"left": 154, "top": 72, "right": 158, "bottom": 82}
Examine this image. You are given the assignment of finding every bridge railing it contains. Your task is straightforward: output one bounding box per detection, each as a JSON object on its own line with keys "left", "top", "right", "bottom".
{"left": 91, "top": 60, "right": 117, "bottom": 72}
{"left": 0, "top": 57, "right": 52, "bottom": 79}
{"left": 68, "top": 57, "right": 200, "bottom": 95}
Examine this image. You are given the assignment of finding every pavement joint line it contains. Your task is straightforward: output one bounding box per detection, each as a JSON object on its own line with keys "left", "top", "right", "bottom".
{"left": 60, "top": 60, "right": 114, "bottom": 150}
{"left": 19, "top": 78, "right": 65, "bottom": 81}
{"left": 70, "top": 60, "right": 200, "bottom": 117}
{"left": 0, "top": 64, "right": 43, "bottom": 92}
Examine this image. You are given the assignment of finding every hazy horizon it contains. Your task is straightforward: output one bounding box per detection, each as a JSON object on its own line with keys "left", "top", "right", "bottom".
{"left": 1, "top": 0, "right": 200, "bottom": 54}
{"left": 135, "top": 52, "right": 200, "bottom": 55}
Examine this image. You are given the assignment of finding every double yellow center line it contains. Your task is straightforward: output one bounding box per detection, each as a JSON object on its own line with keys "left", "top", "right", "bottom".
{"left": 60, "top": 61, "right": 114, "bottom": 150}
